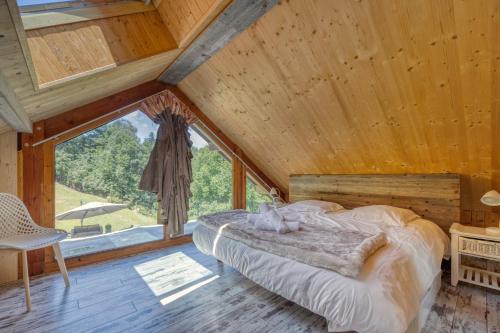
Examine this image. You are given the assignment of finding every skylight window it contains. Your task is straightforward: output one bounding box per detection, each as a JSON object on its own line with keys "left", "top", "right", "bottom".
{"left": 16, "top": 0, "right": 125, "bottom": 12}
{"left": 17, "top": 0, "right": 71, "bottom": 6}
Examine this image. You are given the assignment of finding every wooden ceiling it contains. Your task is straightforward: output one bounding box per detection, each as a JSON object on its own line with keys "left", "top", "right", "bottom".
{"left": 178, "top": 0, "right": 500, "bottom": 210}
{"left": 155, "top": 0, "right": 227, "bottom": 48}
{"left": 0, "top": 0, "right": 228, "bottom": 133}
{"left": 0, "top": 0, "right": 177, "bottom": 133}
{"left": 26, "top": 10, "right": 177, "bottom": 88}
{"left": 1, "top": 0, "right": 499, "bottom": 212}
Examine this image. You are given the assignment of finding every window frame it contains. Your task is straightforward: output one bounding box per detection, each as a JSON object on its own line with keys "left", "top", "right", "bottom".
{"left": 41, "top": 109, "right": 246, "bottom": 271}
{"left": 18, "top": 0, "right": 153, "bottom": 32}
{"left": 18, "top": 0, "right": 136, "bottom": 13}
{"left": 47, "top": 109, "right": 175, "bottom": 267}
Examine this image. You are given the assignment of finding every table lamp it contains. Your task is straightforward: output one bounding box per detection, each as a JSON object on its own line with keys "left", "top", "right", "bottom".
{"left": 481, "top": 190, "right": 500, "bottom": 235}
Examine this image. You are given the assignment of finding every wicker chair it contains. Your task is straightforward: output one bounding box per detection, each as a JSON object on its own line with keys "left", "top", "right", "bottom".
{"left": 0, "top": 193, "right": 70, "bottom": 311}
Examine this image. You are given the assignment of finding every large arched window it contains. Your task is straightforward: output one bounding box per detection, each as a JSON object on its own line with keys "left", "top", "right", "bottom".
{"left": 54, "top": 110, "right": 236, "bottom": 257}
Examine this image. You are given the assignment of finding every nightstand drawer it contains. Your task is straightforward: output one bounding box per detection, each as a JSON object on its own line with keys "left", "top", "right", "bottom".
{"left": 459, "top": 236, "right": 500, "bottom": 259}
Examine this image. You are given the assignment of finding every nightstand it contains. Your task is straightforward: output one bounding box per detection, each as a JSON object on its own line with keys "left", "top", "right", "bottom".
{"left": 449, "top": 223, "right": 500, "bottom": 290}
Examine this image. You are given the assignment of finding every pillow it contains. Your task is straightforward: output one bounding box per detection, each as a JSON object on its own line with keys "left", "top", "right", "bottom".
{"left": 350, "top": 205, "right": 420, "bottom": 227}
{"left": 283, "top": 200, "right": 344, "bottom": 213}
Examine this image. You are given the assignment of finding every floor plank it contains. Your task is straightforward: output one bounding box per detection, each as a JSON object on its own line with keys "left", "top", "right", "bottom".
{"left": 0, "top": 243, "right": 499, "bottom": 333}
{"left": 450, "top": 283, "right": 488, "bottom": 333}
{"left": 422, "top": 271, "right": 460, "bottom": 333}
{"left": 487, "top": 291, "right": 500, "bottom": 333}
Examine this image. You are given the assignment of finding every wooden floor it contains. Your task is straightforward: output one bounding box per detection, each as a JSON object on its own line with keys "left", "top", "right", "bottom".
{"left": 0, "top": 243, "right": 498, "bottom": 333}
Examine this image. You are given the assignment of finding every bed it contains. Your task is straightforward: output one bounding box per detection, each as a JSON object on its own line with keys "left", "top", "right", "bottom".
{"left": 193, "top": 174, "right": 461, "bottom": 333}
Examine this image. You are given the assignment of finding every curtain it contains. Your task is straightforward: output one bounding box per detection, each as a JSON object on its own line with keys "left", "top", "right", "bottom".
{"left": 139, "top": 92, "right": 196, "bottom": 237}
{"left": 140, "top": 90, "right": 198, "bottom": 124}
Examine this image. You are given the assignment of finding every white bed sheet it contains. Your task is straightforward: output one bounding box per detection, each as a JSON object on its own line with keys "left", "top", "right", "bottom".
{"left": 193, "top": 211, "right": 449, "bottom": 333}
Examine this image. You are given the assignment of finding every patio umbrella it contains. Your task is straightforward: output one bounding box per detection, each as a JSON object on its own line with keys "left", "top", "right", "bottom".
{"left": 56, "top": 202, "right": 127, "bottom": 227}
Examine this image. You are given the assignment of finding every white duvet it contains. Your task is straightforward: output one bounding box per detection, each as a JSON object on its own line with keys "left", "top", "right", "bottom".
{"left": 193, "top": 210, "right": 449, "bottom": 333}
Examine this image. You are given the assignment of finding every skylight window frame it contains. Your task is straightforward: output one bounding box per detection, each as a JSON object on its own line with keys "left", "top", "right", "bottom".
{"left": 18, "top": 0, "right": 153, "bottom": 31}
{"left": 18, "top": 0, "right": 132, "bottom": 13}
{"left": 6, "top": 0, "right": 156, "bottom": 91}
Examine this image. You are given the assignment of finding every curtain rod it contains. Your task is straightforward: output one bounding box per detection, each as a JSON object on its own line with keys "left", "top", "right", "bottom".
{"left": 31, "top": 106, "right": 134, "bottom": 147}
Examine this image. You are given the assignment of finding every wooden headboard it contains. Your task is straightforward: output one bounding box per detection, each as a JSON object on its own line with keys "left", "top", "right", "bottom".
{"left": 289, "top": 174, "right": 461, "bottom": 233}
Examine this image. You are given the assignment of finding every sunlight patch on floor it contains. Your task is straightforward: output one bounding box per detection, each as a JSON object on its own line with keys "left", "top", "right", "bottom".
{"left": 160, "top": 275, "right": 219, "bottom": 305}
{"left": 133, "top": 251, "right": 214, "bottom": 296}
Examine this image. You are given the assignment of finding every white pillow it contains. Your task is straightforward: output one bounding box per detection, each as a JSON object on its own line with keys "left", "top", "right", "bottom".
{"left": 284, "top": 200, "right": 344, "bottom": 213}
{"left": 351, "top": 205, "right": 420, "bottom": 227}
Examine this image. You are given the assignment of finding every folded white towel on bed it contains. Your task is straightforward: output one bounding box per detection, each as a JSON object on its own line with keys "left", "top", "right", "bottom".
{"left": 247, "top": 207, "right": 299, "bottom": 233}
{"left": 246, "top": 203, "right": 272, "bottom": 225}
{"left": 247, "top": 212, "right": 274, "bottom": 231}
{"left": 259, "top": 202, "right": 272, "bottom": 213}
{"left": 285, "top": 221, "right": 300, "bottom": 232}
{"left": 259, "top": 209, "right": 289, "bottom": 233}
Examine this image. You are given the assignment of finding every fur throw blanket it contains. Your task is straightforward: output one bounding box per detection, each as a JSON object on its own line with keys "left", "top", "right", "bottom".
{"left": 198, "top": 210, "right": 387, "bottom": 278}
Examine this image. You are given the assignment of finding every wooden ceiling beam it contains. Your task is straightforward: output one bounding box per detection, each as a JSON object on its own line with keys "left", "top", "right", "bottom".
{"left": 21, "top": 1, "right": 157, "bottom": 30}
{"left": 38, "top": 80, "right": 167, "bottom": 142}
{"left": 159, "top": 0, "right": 278, "bottom": 85}
{"left": 166, "top": 85, "right": 286, "bottom": 198}
{"left": 0, "top": 71, "right": 32, "bottom": 133}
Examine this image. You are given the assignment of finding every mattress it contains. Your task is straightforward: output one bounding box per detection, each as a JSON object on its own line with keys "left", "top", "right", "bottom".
{"left": 193, "top": 212, "right": 449, "bottom": 333}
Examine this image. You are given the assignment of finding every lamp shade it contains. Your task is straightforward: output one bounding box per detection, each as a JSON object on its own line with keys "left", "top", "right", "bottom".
{"left": 481, "top": 190, "right": 500, "bottom": 206}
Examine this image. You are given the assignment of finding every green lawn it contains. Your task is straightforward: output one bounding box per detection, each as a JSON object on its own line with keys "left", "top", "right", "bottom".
{"left": 55, "top": 183, "right": 157, "bottom": 234}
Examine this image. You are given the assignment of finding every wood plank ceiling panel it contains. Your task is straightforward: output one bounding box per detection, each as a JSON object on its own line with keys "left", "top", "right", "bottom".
{"left": 0, "top": 0, "right": 33, "bottom": 134}
{"left": 0, "top": 0, "right": 181, "bottom": 132}
{"left": 491, "top": 0, "right": 500, "bottom": 193}
{"left": 20, "top": 49, "right": 181, "bottom": 122}
{"left": 178, "top": 0, "right": 500, "bottom": 211}
{"left": 21, "top": 1, "right": 157, "bottom": 30}
{"left": 26, "top": 11, "right": 177, "bottom": 87}
{"left": 159, "top": 0, "right": 279, "bottom": 84}
{"left": 155, "top": 0, "right": 217, "bottom": 47}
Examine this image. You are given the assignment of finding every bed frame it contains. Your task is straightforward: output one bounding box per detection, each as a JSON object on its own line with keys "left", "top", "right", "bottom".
{"left": 289, "top": 173, "right": 461, "bottom": 332}
{"left": 289, "top": 173, "right": 461, "bottom": 234}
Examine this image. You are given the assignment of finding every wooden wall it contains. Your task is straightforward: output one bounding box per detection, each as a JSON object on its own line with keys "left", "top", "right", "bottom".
{"left": 0, "top": 131, "right": 17, "bottom": 195}
{"left": 26, "top": 11, "right": 177, "bottom": 87}
{"left": 0, "top": 131, "right": 18, "bottom": 282}
{"left": 289, "top": 174, "right": 461, "bottom": 233}
{"left": 179, "top": 0, "right": 500, "bottom": 224}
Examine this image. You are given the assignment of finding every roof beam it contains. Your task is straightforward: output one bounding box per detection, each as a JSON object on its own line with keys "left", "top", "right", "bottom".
{"left": 159, "top": 0, "right": 278, "bottom": 85}
{"left": 38, "top": 80, "right": 167, "bottom": 142}
{"left": 0, "top": 70, "right": 32, "bottom": 133}
{"left": 21, "top": 1, "right": 156, "bottom": 30}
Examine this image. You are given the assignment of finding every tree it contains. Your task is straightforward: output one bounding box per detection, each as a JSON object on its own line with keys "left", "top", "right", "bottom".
{"left": 56, "top": 115, "right": 271, "bottom": 221}
{"left": 56, "top": 119, "right": 158, "bottom": 216}
{"left": 188, "top": 146, "right": 232, "bottom": 219}
{"left": 246, "top": 178, "right": 272, "bottom": 212}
